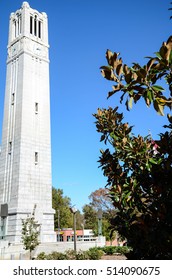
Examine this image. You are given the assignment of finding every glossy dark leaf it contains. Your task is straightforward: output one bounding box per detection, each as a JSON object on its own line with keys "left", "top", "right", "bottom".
{"left": 116, "top": 64, "right": 123, "bottom": 76}
{"left": 152, "top": 85, "right": 164, "bottom": 92}
{"left": 125, "top": 73, "right": 132, "bottom": 83}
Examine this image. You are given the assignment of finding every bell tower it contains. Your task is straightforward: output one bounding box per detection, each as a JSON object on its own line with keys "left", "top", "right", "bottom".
{"left": 0, "top": 2, "right": 56, "bottom": 243}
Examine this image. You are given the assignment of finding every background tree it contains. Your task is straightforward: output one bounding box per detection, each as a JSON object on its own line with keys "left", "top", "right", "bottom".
{"left": 21, "top": 205, "right": 40, "bottom": 259}
{"left": 94, "top": 36, "right": 172, "bottom": 259}
{"left": 88, "top": 188, "right": 117, "bottom": 219}
{"left": 52, "top": 187, "right": 73, "bottom": 229}
{"left": 52, "top": 187, "right": 83, "bottom": 230}
{"left": 75, "top": 209, "right": 84, "bottom": 229}
{"left": 83, "top": 188, "right": 117, "bottom": 241}
{"left": 82, "top": 204, "right": 97, "bottom": 231}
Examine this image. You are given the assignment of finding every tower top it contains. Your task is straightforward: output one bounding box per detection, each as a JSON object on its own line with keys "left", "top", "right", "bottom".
{"left": 22, "top": 2, "right": 30, "bottom": 8}
{"left": 8, "top": 2, "right": 48, "bottom": 46}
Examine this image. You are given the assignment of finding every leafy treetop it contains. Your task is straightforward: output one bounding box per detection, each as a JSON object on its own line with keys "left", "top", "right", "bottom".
{"left": 100, "top": 36, "right": 172, "bottom": 121}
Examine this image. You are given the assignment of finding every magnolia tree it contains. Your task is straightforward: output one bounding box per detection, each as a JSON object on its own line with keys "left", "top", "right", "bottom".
{"left": 94, "top": 36, "right": 172, "bottom": 259}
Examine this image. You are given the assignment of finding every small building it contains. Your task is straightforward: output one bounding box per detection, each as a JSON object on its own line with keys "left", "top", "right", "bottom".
{"left": 56, "top": 228, "right": 95, "bottom": 242}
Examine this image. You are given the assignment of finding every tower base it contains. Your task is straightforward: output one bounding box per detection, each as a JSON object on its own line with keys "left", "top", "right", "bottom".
{"left": 2, "top": 207, "right": 56, "bottom": 244}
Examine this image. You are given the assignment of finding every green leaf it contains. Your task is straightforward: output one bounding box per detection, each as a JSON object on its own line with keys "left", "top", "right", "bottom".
{"left": 147, "top": 90, "right": 153, "bottom": 103}
{"left": 110, "top": 132, "right": 118, "bottom": 140}
{"left": 155, "top": 52, "right": 163, "bottom": 60}
{"left": 149, "top": 158, "right": 158, "bottom": 164}
{"left": 152, "top": 85, "right": 164, "bottom": 92}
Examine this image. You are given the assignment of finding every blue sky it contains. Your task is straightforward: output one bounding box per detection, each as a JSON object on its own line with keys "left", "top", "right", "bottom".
{"left": 0, "top": 0, "right": 171, "bottom": 211}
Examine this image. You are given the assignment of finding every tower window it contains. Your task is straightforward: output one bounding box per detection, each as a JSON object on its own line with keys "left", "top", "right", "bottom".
{"left": 19, "top": 15, "right": 22, "bottom": 34}
{"left": 35, "top": 152, "right": 38, "bottom": 164}
{"left": 30, "top": 15, "right": 42, "bottom": 39}
{"left": 34, "top": 16, "right": 37, "bottom": 36}
{"left": 30, "top": 16, "right": 33, "bottom": 34}
{"left": 9, "top": 142, "right": 12, "bottom": 154}
{"left": 35, "top": 102, "right": 38, "bottom": 113}
{"left": 14, "top": 21, "right": 17, "bottom": 38}
{"left": 14, "top": 13, "right": 21, "bottom": 38}
{"left": 17, "top": 17, "right": 19, "bottom": 36}
{"left": 11, "top": 93, "right": 15, "bottom": 105}
{"left": 38, "top": 21, "right": 41, "bottom": 38}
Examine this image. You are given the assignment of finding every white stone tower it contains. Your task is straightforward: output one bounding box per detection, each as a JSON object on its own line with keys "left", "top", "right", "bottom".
{"left": 0, "top": 2, "right": 56, "bottom": 243}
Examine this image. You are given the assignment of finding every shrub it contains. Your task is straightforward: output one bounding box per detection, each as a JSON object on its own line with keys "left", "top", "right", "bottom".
{"left": 47, "top": 251, "right": 67, "bottom": 260}
{"left": 99, "top": 246, "right": 131, "bottom": 255}
{"left": 36, "top": 252, "right": 47, "bottom": 260}
{"left": 88, "top": 247, "right": 104, "bottom": 260}
{"left": 76, "top": 250, "right": 90, "bottom": 260}
{"left": 102, "top": 246, "right": 115, "bottom": 255}
{"left": 36, "top": 247, "right": 104, "bottom": 260}
{"left": 115, "top": 246, "right": 131, "bottom": 255}
{"left": 36, "top": 251, "right": 67, "bottom": 260}
{"left": 64, "top": 249, "right": 76, "bottom": 260}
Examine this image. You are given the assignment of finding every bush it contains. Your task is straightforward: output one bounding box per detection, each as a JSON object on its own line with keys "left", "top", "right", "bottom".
{"left": 76, "top": 250, "right": 90, "bottom": 260}
{"left": 65, "top": 249, "right": 90, "bottom": 260}
{"left": 102, "top": 246, "right": 116, "bottom": 255}
{"left": 88, "top": 247, "right": 104, "bottom": 260}
{"left": 47, "top": 251, "right": 67, "bottom": 260}
{"left": 115, "top": 246, "right": 131, "bottom": 255}
{"left": 64, "top": 249, "right": 76, "bottom": 260}
{"left": 99, "top": 246, "right": 131, "bottom": 256}
{"left": 36, "top": 252, "right": 47, "bottom": 260}
{"left": 36, "top": 251, "right": 67, "bottom": 260}
{"left": 36, "top": 248, "right": 103, "bottom": 260}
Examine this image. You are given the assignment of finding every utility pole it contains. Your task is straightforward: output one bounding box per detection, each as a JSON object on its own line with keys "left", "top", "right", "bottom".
{"left": 70, "top": 206, "right": 77, "bottom": 252}
{"left": 97, "top": 208, "right": 103, "bottom": 236}
{"left": 57, "top": 210, "right": 60, "bottom": 242}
